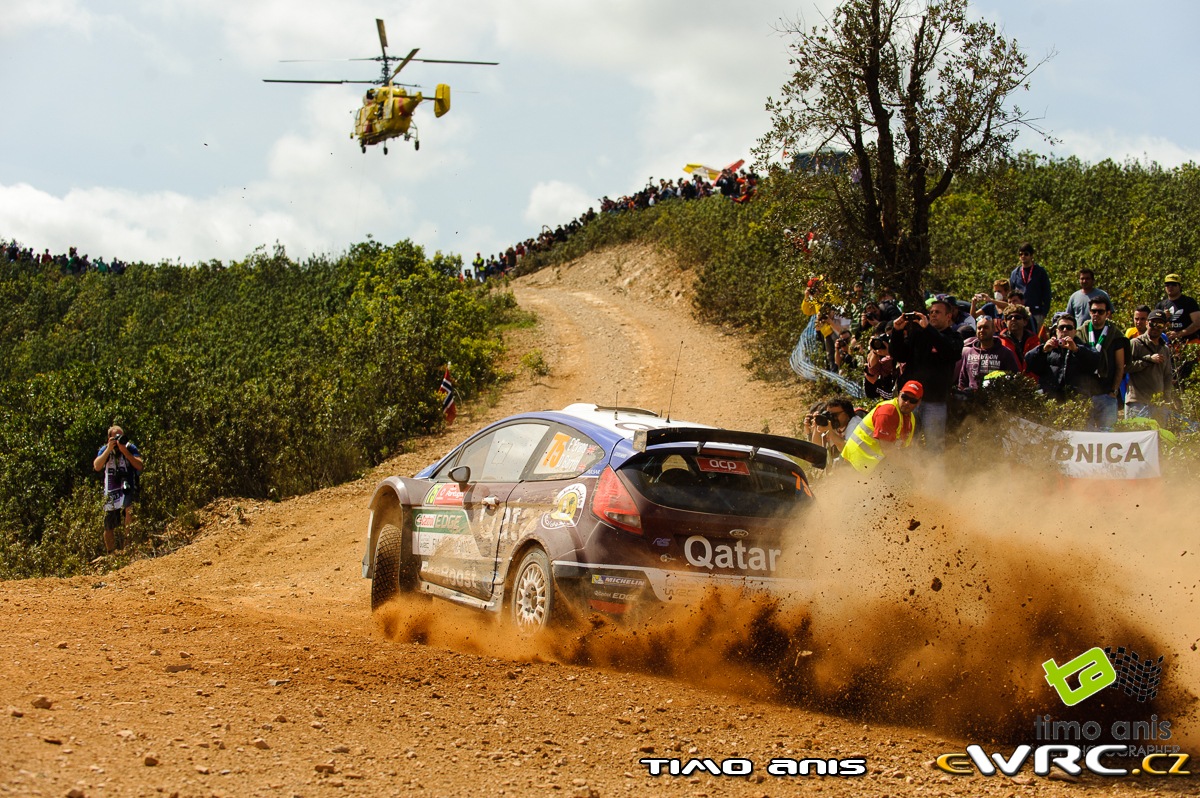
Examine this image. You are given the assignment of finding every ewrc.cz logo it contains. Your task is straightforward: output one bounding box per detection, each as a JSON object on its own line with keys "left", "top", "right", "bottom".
{"left": 935, "top": 745, "right": 1189, "bottom": 777}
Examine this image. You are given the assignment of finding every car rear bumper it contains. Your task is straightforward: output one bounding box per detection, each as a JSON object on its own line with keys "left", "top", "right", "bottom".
{"left": 551, "top": 560, "right": 810, "bottom": 613}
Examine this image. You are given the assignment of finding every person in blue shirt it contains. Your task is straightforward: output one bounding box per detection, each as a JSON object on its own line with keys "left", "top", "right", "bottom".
{"left": 1009, "top": 243, "right": 1052, "bottom": 330}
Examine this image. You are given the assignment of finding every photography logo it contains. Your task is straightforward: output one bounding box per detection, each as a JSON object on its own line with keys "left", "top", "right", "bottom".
{"left": 1104, "top": 646, "right": 1164, "bottom": 703}
{"left": 1042, "top": 645, "right": 1164, "bottom": 706}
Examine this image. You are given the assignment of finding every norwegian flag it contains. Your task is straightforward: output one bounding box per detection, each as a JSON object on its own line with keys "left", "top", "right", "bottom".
{"left": 437, "top": 366, "right": 457, "bottom": 425}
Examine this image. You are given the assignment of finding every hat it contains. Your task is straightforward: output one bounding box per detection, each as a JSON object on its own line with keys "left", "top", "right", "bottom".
{"left": 900, "top": 380, "right": 924, "bottom": 400}
{"left": 1148, "top": 309, "right": 1169, "bottom": 324}
{"left": 1164, "top": 273, "right": 1183, "bottom": 284}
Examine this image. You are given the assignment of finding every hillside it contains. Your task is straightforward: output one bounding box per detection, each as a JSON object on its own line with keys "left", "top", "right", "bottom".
{"left": 1, "top": 244, "right": 1194, "bottom": 797}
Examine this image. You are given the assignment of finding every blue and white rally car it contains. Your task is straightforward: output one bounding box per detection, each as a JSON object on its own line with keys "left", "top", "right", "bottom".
{"left": 363, "top": 403, "right": 826, "bottom": 628}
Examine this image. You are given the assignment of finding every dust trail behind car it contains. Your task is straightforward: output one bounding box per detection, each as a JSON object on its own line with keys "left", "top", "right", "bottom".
{"left": 375, "top": 465, "right": 1198, "bottom": 745}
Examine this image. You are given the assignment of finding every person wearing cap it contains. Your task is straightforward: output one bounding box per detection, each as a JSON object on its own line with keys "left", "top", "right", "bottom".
{"left": 1010, "top": 243, "right": 1053, "bottom": 331}
{"left": 841, "top": 381, "right": 922, "bottom": 473}
{"left": 888, "top": 298, "right": 964, "bottom": 452}
{"left": 1126, "top": 309, "right": 1175, "bottom": 425}
{"left": 1155, "top": 274, "right": 1200, "bottom": 343}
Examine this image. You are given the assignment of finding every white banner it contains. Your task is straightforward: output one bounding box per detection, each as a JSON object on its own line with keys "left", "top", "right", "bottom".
{"left": 1007, "top": 419, "right": 1160, "bottom": 480}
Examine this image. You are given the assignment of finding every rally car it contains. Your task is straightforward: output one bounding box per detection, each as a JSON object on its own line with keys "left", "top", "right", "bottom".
{"left": 362, "top": 403, "right": 826, "bottom": 628}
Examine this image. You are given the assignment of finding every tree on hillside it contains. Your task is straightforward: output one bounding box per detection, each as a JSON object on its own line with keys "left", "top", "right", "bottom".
{"left": 756, "top": 0, "right": 1050, "bottom": 307}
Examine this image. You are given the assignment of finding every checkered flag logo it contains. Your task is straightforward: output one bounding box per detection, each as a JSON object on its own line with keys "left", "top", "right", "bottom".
{"left": 1103, "top": 646, "right": 1164, "bottom": 702}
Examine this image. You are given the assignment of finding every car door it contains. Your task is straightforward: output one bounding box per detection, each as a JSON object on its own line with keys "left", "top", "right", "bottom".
{"left": 417, "top": 422, "right": 549, "bottom": 600}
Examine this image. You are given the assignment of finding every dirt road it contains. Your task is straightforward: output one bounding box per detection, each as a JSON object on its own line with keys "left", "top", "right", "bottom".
{"left": 2, "top": 245, "right": 1195, "bottom": 797}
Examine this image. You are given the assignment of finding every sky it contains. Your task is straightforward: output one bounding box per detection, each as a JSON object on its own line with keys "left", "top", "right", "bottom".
{"left": 2, "top": 0, "right": 1199, "bottom": 267}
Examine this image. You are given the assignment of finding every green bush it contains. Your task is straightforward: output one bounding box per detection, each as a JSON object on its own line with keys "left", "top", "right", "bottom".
{"left": 0, "top": 240, "right": 520, "bottom": 577}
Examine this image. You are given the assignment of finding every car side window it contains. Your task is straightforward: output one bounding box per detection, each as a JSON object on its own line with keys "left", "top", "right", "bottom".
{"left": 528, "top": 428, "right": 605, "bottom": 481}
{"left": 456, "top": 423, "right": 550, "bottom": 483}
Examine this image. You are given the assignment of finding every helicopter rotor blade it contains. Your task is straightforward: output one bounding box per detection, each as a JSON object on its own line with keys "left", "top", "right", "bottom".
{"left": 389, "top": 48, "right": 420, "bottom": 81}
{"left": 408, "top": 57, "right": 499, "bottom": 66}
{"left": 376, "top": 18, "right": 388, "bottom": 52}
{"left": 263, "top": 79, "right": 377, "bottom": 84}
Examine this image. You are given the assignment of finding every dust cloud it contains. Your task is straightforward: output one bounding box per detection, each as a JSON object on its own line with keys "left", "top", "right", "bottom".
{"left": 375, "top": 460, "right": 1199, "bottom": 745}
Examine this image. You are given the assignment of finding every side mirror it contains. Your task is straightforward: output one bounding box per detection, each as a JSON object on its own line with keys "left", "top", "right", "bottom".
{"left": 448, "top": 465, "right": 471, "bottom": 486}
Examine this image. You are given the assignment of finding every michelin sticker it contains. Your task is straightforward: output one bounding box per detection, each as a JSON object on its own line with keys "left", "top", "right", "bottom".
{"left": 542, "top": 483, "right": 587, "bottom": 529}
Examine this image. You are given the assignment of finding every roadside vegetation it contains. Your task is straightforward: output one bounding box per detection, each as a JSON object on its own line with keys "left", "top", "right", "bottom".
{"left": 0, "top": 241, "right": 519, "bottom": 577}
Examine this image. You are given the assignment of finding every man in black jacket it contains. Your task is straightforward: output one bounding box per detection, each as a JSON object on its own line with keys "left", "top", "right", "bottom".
{"left": 889, "top": 297, "right": 965, "bottom": 452}
{"left": 1025, "top": 313, "right": 1101, "bottom": 401}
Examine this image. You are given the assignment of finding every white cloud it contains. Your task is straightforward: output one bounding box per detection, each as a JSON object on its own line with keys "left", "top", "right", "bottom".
{"left": 1049, "top": 129, "right": 1200, "bottom": 168}
{"left": 523, "top": 181, "right": 593, "bottom": 226}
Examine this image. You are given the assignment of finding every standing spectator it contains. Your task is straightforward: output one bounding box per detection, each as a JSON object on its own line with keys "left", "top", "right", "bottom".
{"left": 1126, "top": 309, "right": 1175, "bottom": 425}
{"left": 1077, "top": 297, "right": 1127, "bottom": 430}
{"left": 863, "top": 333, "right": 897, "bottom": 399}
{"left": 1156, "top": 274, "right": 1200, "bottom": 342}
{"left": 888, "top": 300, "right": 964, "bottom": 452}
{"left": 956, "top": 315, "right": 1020, "bottom": 392}
{"left": 1010, "top": 243, "right": 1052, "bottom": 330}
{"left": 1126, "top": 305, "right": 1152, "bottom": 340}
{"left": 998, "top": 305, "right": 1040, "bottom": 373}
{"left": 92, "top": 425, "right": 144, "bottom": 554}
{"left": 841, "top": 381, "right": 923, "bottom": 473}
{"left": 1026, "top": 313, "right": 1101, "bottom": 401}
{"left": 1064, "top": 268, "right": 1110, "bottom": 329}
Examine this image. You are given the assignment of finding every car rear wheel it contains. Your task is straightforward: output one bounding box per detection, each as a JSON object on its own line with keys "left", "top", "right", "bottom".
{"left": 371, "top": 521, "right": 419, "bottom": 610}
{"left": 510, "top": 547, "right": 558, "bottom": 630}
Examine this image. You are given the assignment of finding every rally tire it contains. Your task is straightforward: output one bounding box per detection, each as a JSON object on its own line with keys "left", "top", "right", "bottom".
{"left": 370, "top": 522, "right": 418, "bottom": 610}
{"left": 510, "top": 547, "right": 559, "bottom": 631}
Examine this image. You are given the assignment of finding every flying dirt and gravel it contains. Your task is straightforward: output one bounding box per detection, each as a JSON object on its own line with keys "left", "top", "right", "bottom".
{"left": 1, "top": 245, "right": 1197, "bottom": 797}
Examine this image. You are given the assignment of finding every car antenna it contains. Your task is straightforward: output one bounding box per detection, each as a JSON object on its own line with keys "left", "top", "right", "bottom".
{"left": 613, "top": 389, "right": 619, "bottom": 420}
{"left": 664, "top": 340, "right": 683, "bottom": 422}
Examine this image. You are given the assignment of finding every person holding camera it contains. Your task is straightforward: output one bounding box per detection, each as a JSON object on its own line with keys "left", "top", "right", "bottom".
{"left": 863, "top": 333, "right": 897, "bottom": 399}
{"left": 93, "top": 425, "right": 143, "bottom": 553}
{"left": 1024, "top": 313, "right": 1100, "bottom": 401}
{"left": 803, "top": 397, "right": 862, "bottom": 459}
{"left": 888, "top": 300, "right": 964, "bottom": 452}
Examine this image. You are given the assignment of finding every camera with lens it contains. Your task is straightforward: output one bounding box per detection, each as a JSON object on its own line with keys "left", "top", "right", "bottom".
{"left": 903, "top": 311, "right": 920, "bottom": 321}
{"left": 870, "top": 336, "right": 887, "bottom": 350}
{"left": 813, "top": 411, "right": 831, "bottom": 427}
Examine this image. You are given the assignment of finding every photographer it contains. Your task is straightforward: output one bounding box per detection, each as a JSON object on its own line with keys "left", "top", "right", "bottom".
{"left": 888, "top": 300, "right": 964, "bottom": 452}
{"left": 93, "top": 425, "right": 143, "bottom": 553}
{"left": 864, "top": 333, "right": 897, "bottom": 399}
{"left": 1025, "top": 313, "right": 1100, "bottom": 401}
{"left": 803, "top": 397, "right": 862, "bottom": 459}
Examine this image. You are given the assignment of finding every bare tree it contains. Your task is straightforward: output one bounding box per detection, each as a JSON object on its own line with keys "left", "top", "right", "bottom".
{"left": 757, "top": 0, "right": 1050, "bottom": 306}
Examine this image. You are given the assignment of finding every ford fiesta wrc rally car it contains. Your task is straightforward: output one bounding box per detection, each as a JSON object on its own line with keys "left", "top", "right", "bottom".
{"left": 362, "top": 403, "right": 826, "bottom": 628}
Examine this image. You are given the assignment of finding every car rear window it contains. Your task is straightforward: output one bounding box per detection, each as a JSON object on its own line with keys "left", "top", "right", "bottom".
{"left": 620, "top": 451, "right": 810, "bottom": 517}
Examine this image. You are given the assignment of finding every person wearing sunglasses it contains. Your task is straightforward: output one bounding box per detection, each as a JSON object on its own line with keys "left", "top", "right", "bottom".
{"left": 1156, "top": 273, "right": 1200, "bottom": 343}
{"left": 1077, "top": 297, "right": 1127, "bottom": 431}
{"left": 841, "top": 381, "right": 923, "bottom": 473}
{"left": 998, "top": 305, "right": 1039, "bottom": 373}
{"left": 1126, "top": 309, "right": 1176, "bottom": 425}
{"left": 1025, "top": 312, "right": 1101, "bottom": 401}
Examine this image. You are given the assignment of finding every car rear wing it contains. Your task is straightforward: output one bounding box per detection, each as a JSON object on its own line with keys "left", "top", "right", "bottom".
{"left": 631, "top": 427, "right": 828, "bottom": 469}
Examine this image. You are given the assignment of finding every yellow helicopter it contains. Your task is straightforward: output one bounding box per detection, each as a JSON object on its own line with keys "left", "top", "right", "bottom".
{"left": 264, "top": 19, "right": 497, "bottom": 153}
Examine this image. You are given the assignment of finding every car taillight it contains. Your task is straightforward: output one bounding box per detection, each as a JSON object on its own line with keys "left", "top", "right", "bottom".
{"left": 591, "top": 466, "right": 642, "bottom": 535}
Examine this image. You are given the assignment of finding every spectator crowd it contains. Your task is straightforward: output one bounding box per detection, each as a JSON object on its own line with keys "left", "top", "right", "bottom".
{"left": 800, "top": 243, "right": 1199, "bottom": 461}
{"left": 465, "top": 165, "right": 760, "bottom": 282}
{"left": 3, "top": 239, "right": 131, "bottom": 275}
